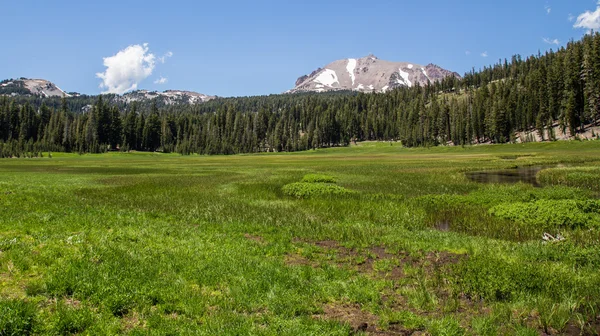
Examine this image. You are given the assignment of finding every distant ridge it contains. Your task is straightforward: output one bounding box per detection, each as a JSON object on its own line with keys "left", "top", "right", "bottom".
{"left": 0, "top": 78, "right": 216, "bottom": 105}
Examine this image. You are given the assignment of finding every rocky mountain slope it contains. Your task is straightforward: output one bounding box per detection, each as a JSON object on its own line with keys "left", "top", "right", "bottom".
{"left": 1, "top": 78, "right": 216, "bottom": 104}
{"left": 0, "top": 78, "right": 72, "bottom": 97}
{"left": 289, "top": 55, "right": 460, "bottom": 93}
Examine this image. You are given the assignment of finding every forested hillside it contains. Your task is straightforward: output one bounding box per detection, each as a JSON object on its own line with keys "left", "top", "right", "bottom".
{"left": 1, "top": 33, "right": 600, "bottom": 157}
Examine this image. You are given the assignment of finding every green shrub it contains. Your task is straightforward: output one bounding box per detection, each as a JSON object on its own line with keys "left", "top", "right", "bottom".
{"left": 537, "top": 167, "right": 600, "bottom": 191}
{"left": 301, "top": 174, "right": 336, "bottom": 183}
{"left": 416, "top": 185, "right": 590, "bottom": 209}
{"left": 0, "top": 299, "right": 37, "bottom": 336}
{"left": 282, "top": 182, "right": 355, "bottom": 198}
{"left": 489, "top": 199, "right": 600, "bottom": 230}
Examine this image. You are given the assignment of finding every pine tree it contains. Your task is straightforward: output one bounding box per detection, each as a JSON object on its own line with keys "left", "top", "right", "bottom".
{"left": 143, "top": 110, "right": 161, "bottom": 152}
{"left": 123, "top": 105, "right": 138, "bottom": 151}
{"left": 108, "top": 106, "right": 122, "bottom": 149}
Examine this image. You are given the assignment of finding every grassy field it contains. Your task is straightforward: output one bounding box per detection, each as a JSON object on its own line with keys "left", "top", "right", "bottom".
{"left": 1, "top": 141, "right": 600, "bottom": 335}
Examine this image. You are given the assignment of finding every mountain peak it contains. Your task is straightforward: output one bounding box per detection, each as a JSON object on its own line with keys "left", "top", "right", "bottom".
{"left": 289, "top": 56, "right": 460, "bottom": 94}
{"left": 362, "top": 54, "right": 378, "bottom": 60}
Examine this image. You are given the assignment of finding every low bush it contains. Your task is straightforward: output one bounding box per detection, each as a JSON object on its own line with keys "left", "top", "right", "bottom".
{"left": 301, "top": 174, "right": 336, "bottom": 183}
{"left": 416, "top": 185, "right": 590, "bottom": 209}
{"left": 282, "top": 182, "right": 355, "bottom": 198}
{"left": 489, "top": 199, "right": 600, "bottom": 230}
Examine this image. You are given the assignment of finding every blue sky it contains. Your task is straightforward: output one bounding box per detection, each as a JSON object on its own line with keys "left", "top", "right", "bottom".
{"left": 1, "top": 0, "right": 598, "bottom": 97}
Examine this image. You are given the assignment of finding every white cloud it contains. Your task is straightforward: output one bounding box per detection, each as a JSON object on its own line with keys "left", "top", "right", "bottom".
{"left": 545, "top": 5, "right": 551, "bottom": 14}
{"left": 159, "top": 51, "right": 174, "bottom": 64}
{"left": 465, "top": 50, "right": 471, "bottom": 56}
{"left": 154, "top": 76, "right": 168, "bottom": 84}
{"left": 96, "top": 43, "right": 157, "bottom": 94}
{"left": 568, "top": 13, "right": 575, "bottom": 22}
{"left": 543, "top": 37, "right": 560, "bottom": 45}
{"left": 481, "top": 51, "right": 488, "bottom": 58}
{"left": 574, "top": 2, "right": 600, "bottom": 31}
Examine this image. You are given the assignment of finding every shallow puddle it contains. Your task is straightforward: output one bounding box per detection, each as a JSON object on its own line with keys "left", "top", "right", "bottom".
{"left": 435, "top": 220, "right": 451, "bottom": 232}
{"left": 465, "top": 166, "right": 552, "bottom": 187}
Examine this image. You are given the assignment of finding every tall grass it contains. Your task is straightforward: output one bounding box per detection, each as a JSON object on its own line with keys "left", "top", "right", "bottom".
{"left": 538, "top": 166, "right": 600, "bottom": 192}
{"left": 0, "top": 141, "right": 599, "bottom": 334}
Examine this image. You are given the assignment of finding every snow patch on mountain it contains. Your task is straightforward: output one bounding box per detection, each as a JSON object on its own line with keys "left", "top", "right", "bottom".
{"left": 421, "top": 67, "right": 430, "bottom": 81}
{"left": 399, "top": 68, "right": 412, "bottom": 87}
{"left": 121, "top": 90, "right": 216, "bottom": 104}
{"left": 346, "top": 59, "right": 357, "bottom": 85}
{"left": 314, "top": 69, "right": 339, "bottom": 87}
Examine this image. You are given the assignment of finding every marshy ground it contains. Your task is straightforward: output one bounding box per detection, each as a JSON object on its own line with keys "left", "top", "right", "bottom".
{"left": 1, "top": 141, "right": 600, "bottom": 335}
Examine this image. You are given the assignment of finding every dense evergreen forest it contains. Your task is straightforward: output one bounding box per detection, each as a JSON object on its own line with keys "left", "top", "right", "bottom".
{"left": 1, "top": 34, "right": 600, "bottom": 158}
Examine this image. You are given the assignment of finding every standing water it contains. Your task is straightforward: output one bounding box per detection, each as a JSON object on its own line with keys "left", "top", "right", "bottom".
{"left": 465, "top": 166, "right": 553, "bottom": 187}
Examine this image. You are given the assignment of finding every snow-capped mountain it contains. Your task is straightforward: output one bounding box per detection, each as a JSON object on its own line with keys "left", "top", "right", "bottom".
{"left": 289, "top": 55, "right": 461, "bottom": 93}
{"left": 0, "top": 78, "right": 72, "bottom": 97}
{"left": 121, "top": 90, "right": 216, "bottom": 105}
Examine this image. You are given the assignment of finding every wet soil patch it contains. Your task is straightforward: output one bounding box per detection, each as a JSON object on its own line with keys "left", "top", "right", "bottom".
{"left": 316, "top": 303, "right": 418, "bottom": 335}
{"left": 290, "top": 241, "right": 515, "bottom": 334}
{"left": 497, "top": 154, "right": 534, "bottom": 160}
{"left": 287, "top": 240, "right": 466, "bottom": 281}
{"left": 243, "top": 233, "right": 265, "bottom": 244}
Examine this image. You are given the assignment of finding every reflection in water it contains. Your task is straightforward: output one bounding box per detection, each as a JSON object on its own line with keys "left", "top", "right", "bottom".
{"left": 465, "top": 166, "right": 552, "bottom": 187}
{"left": 435, "top": 220, "right": 451, "bottom": 232}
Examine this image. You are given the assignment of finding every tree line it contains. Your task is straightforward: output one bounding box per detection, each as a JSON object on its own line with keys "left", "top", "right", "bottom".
{"left": 1, "top": 33, "right": 600, "bottom": 158}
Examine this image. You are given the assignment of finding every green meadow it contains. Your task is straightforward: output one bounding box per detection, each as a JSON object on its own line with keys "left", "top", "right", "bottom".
{"left": 1, "top": 141, "right": 600, "bottom": 335}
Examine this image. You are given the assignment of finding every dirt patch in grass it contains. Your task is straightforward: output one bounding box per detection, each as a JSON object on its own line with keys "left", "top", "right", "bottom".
{"left": 584, "top": 318, "right": 600, "bottom": 335}
{"left": 284, "top": 253, "right": 317, "bottom": 267}
{"left": 313, "top": 240, "right": 342, "bottom": 249}
{"left": 541, "top": 317, "right": 600, "bottom": 336}
{"left": 122, "top": 311, "right": 146, "bottom": 331}
{"left": 294, "top": 240, "right": 489, "bottom": 334}
{"left": 64, "top": 297, "right": 81, "bottom": 308}
{"left": 289, "top": 239, "right": 465, "bottom": 282}
{"left": 422, "top": 250, "right": 465, "bottom": 270}
{"left": 244, "top": 233, "right": 266, "bottom": 244}
{"left": 316, "top": 303, "right": 418, "bottom": 335}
